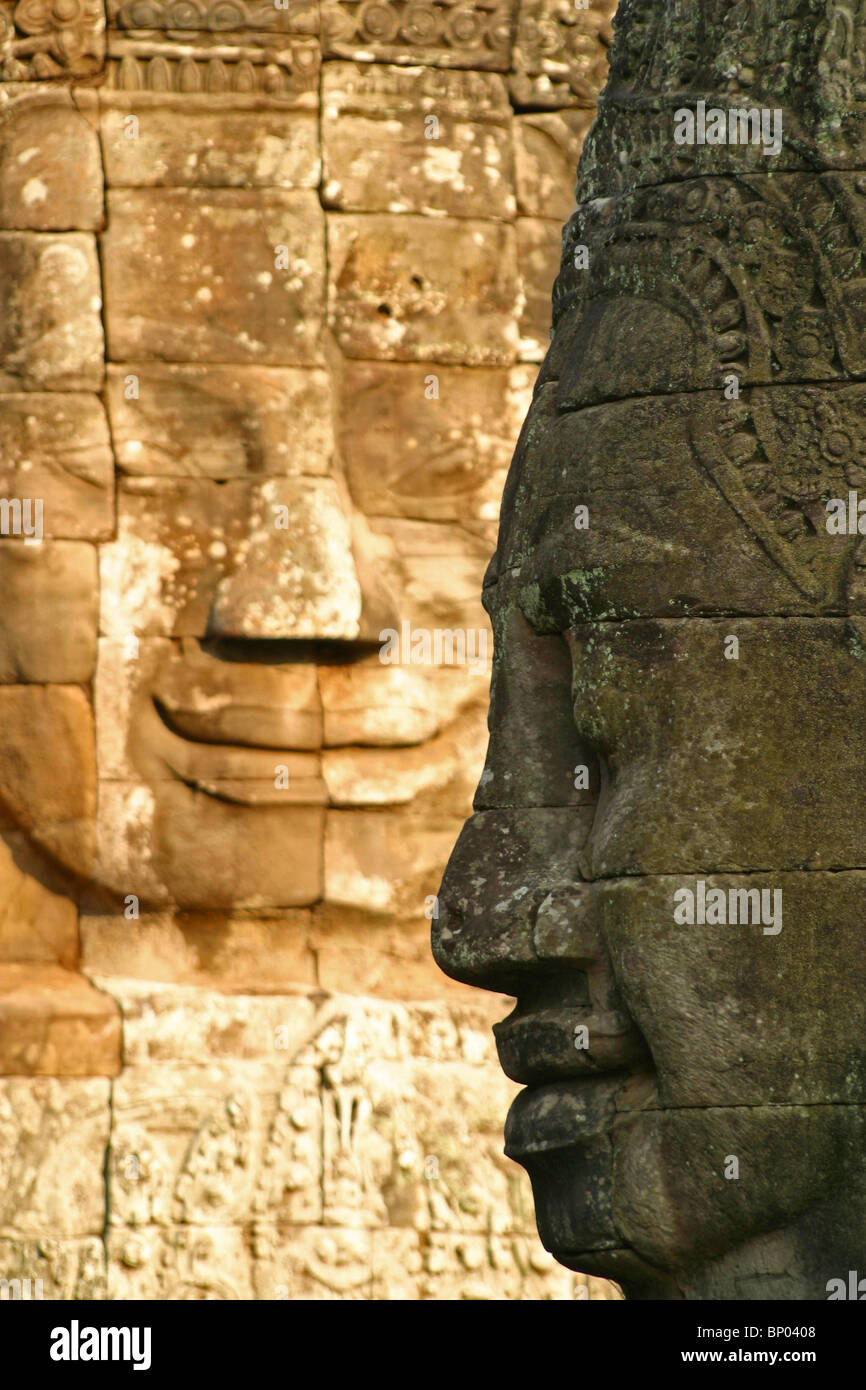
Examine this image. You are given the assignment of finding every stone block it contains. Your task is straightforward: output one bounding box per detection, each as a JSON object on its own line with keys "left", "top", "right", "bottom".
{"left": 0, "top": 394, "right": 113, "bottom": 540}
{"left": 510, "top": 0, "right": 615, "bottom": 109}
{"left": 324, "top": 809, "right": 465, "bottom": 916}
{"left": 328, "top": 214, "right": 518, "bottom": 364}
{"left": 94, "top": 779, "right": 324, "bottom": 909}
{"left": 0, "top": 966, "right": 120, "bottom": 1077}
{"left": 0, "top": 831, "right": 78, "bottom": 969}
{"left": 0, "top": 87, "right": 103, "bottom": 230}
{"left": 0, "top": 234, "right": 103, "bottom": 391}
{"left": 107, "top": 1225, "right": 253, "bottom": 1299}
{"left": 101, "top": 475, "right": 371, "bottom": 641}
{"left": 516, "top": 216, "right": 561, "bottom": 360}
{"left": 514, "top": 110, "right": 591, "bottom": 219}
{"left": 106, "top": 364, "right": 334, "bottom": 478}
{"left": 322, "top": 64, "right": 514, "bottom": 219}
{"left": 321, "top": 0, "right": 512, "bottom": 71}
{"left": 0, "top": 685, "right": 95, "bottom": 880}
{"left": 0, "top": 543, "right": 98, "bottom": 682}
{"left": 102, "top": 188, "right": 324, "bottom": 363}
{"left": 0, "top": 1236, "right": 106, "bottom": 1300}
{"left": 337, "top": 362, "right": 531, "bottom": 521}
{"left": 80, "top": 908, "right": 317, "bottom": 991}
{"left": 99, "top": 94, "right": 320, "bottom": 188}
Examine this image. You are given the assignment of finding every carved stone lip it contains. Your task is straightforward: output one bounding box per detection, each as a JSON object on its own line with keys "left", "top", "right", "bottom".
{"left": 153, "top": 693, "right": 321, "bottom": 752}
{"left": 503, "top": 1078, "right": 617, "bottom": 1159}
{"left": 148, "top": 699, "right": 328, "bottom": 804}
{"left": 494, "top": 1011, "right": 643, "bottom": 1087}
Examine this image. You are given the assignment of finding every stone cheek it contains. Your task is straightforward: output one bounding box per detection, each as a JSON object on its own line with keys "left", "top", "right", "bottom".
{"left": 0, "top": 0, "right": 620, "bottom": 1301}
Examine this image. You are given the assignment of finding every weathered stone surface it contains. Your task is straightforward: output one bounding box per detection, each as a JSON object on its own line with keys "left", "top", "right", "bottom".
{"left": 337, "top": 363, "right": 532, "bottom": 521}
{"left": 107, "top": 1225, "right": 253, "bottom": 1299}
{"left": 516, "top": 216, "right": 560, "bottom": 360}
{"left": 0, "top": 394, "right": 112, "bottom": 539}
{"left": 0, "top": 542, "right": 97, "bottom": 682}
{"left": 367, "top": 516, "right": 497, "bottom": 633}
{"left": 0, "top": 965, "right": 121, "bottom": 1077}
{"left": 0, "top": 88, "right": 103, "bottom": 230}
{"left": 0, "top": 686, "right": 95, "bottom": 879}
{"left": 611, "top": 1105, "right": 866, "bottom": 1300}
{"left": 94, "top": 780, "right": 324, "bottom": 909}
{"left": 0, "top": 832, "right": 78, "bottom": 969}
{"left": 0, "top": 0, "right": 630, "bottom": 1306}
{"left": 80, "top": 908, "right": 317, "bottom": 991}
{"left": 496, "top": 384, "right": 866, "bottom": 618}
{"left": 328, "top": 214, "right": 518, "bottom": 364}
{"left": 322, "top": 65, "right": 515, "bottom": 219}
{"left": 105, "top": 0, "right": 319, "bottom": 34}
{"left": 102, "top": 188, "right": 324, "bottom": 363}
{"left": 99, "top": 94, "right": 320, "bottom": 189}
{"left": 567, "top": 619, "right": 866, "bottom": 875}
{"left": 325, "top": 811, "right": 466, "bottom": 917}
{"left": 0, "top": 234, "right": 103, "bottom": 390}
{"left": 0, "top": 1078, "right": 109, "bottom": 1237}
{"left": 106, "top": 364, "right": 334, "bottom": 478}
{"left": 514, "top": 111, "right": 590, "bottom": 219}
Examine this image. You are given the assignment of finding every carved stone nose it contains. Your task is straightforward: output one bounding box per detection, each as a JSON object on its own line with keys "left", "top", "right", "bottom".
{"left": 432, "top": 806, "right": 600, "bottom": 993}
{"left": 208, "top": 477, "right": 398, "bottom": 642}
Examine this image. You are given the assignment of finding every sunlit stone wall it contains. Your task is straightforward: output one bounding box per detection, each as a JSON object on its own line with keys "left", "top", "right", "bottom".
{"left": 0, "top": 0, "right": 619, "bottom": 1298}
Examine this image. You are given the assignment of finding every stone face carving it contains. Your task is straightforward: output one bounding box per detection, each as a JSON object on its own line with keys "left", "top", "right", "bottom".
{"left": 0, "top": 0, "right": 618, "bottom": 1299}
{"left": 435, "top": 0, "right": 866, "bottom": 1301}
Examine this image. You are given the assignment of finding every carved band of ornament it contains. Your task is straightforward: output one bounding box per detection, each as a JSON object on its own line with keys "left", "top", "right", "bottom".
{"left": 111, "top": 0, "right": 316, "bottom": 34}
{"left": 105, "top": 42, "right": 319, "bottom": 90}
{"left": 323, "top": 0, "right": 512, "bottom": 55}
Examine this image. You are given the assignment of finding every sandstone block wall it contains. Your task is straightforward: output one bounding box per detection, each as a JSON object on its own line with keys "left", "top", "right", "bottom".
{"left": 0, "top": 0, "right": 619, "bottom": 1298}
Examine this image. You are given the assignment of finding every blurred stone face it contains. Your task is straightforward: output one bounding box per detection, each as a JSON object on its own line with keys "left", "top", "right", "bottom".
{"left": 0, "top": 62, "right": 543, "bottom": 918}
{"left": 435, "top": 0, "right": 866, "bottom": 1299}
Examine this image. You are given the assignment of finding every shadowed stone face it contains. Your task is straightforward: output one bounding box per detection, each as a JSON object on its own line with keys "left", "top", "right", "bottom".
{"left": 434, "top": 0, "right": 866, "bottom": 1299}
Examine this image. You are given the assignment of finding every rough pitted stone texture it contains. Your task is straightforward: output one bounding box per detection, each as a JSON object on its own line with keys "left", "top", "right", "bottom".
{"left": 328, "top": 214, "right": 519, "bottom": 364}
{"left": 0, "top": 88, "right": 102, "bottom": 230}
{"left": 0, "top": 0, "right": 620, "bottom": 1302}
{"left": 106, "top": 365, "right": 335, "bottom": 478}
{"left": 99, "top": 95, "right": 320, "bottom": 190}
{"left": 0, "top": 234, "right": 103, "bottom": 390}
{"left": 102, "top": 189, "right": 325, "bottom": 364}
{"left": 322, "top": 65, "right": 515, "bottom": 219}
{"left": 434, "top": 0, "right": 866, "bottom": 1303}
